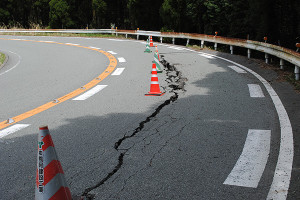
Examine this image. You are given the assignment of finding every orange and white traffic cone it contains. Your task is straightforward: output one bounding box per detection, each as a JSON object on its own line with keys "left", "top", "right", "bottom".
{"left": 155, "top": 45, "right": 160, "bottom": 61}
{"left": 35, "top": 125, "right": 72, "bottom": 200}
{"left": 145, "top": 63, "right": 165, "bottom": 96}
{"left": 149, "top": 36, "right": 154, "bottom": 47}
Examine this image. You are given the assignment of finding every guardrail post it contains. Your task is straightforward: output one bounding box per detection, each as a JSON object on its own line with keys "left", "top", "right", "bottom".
{"left": 201, "top": 40, "right": 204, "bottom": 48}
{"left": 172, "top": 38, "right": 175, "bottom": 45}
{"left": 265, "top": 53, "right": 269, "bottom": 64}
{"left": 295, "top": 66, "right": 300, "bottom": 80}
{"left": 247, "top": 49, "right": 251, "bottom": 59}
{"left": 230, "top": 46, "right": 233, "bottom": 54}
{"left": 280, "top": 59, "right": 284, "bottom": 70}
{"left": 214, "top": 43, "right": 217, "bottom": 50}
{"left": 126, "top": 34, "right": 128, "bottom": 38}
{"left": 160, "top": 37, "right": 162, "bottom": 43}
{"left": 186, "top": 39, "right": 189, "bottom": 46}
{"left": 137, "top": 34, "right": 139, "bottom": 40}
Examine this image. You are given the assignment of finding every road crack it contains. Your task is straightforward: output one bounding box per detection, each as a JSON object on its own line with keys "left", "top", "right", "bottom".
{"left": 81, "top": 56, "right": 186, "bottom": 199}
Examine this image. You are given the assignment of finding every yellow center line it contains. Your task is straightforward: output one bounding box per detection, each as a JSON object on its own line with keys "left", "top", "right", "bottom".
{"left": 0, "top": 38, "right": 118, "bottom": 130}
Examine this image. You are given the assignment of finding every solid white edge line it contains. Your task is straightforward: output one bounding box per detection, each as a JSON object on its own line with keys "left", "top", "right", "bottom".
{"left": 118, "top": 57, "right": 126, "bottom": 63}
{"left": 248, "top": 84, "right": 265, "bottom": 98}
{"left": 0, "top": 124, "right": 30, "bottom": 139}
{"left": 73, "top": 85, "right": 107, "bottom": 101}
{"left": 224, "top": 129, "right": 271, "bottom": 188}
{"left": 203, "top": 53, "right": 293, "bottom": 200}
{"left": 111, "top": 68, "right": 125, "bottom": 76}
{"left": 227, "top": 65, "right": 247, "bottom": 73}
{"left": 0, "top": 51, "right": 22, "bottom": 76}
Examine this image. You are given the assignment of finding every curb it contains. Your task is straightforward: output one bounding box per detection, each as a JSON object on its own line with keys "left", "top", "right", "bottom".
{"left": 0, "top": 51, "right": 9, "bottom": 70}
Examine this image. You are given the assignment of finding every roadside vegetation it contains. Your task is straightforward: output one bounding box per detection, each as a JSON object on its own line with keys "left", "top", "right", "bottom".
{"left": 0, "top": 52, "right": 5, "bottom": 66}
{"left": 0, "top": 0, "right": 299, "bottom": 50}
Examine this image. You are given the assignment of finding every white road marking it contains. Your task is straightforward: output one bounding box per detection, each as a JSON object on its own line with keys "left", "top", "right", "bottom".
{"left": 224, "top": 129, "right": 271, "bottom": 188}
{"left": 89, "top": 46, "right": 101, "bottom": 50}
{"left": 111, "top": 68, "right": 125, "bottom": 76}
{"left": 108, "top": 39, "right": 125, "bottom": 41}
{"left": 227, "top": 65, "right": 247, "bottom": 73}
{"left": 73, "top": 85, "right": 107, "bottom": 101}
{"left": 118, "top": 57, "right": 126, "bottom": 63}
{"left": 108, "top": 51, "right": 117, "bottom": 55}
{"left": 43, "top": 41, "right": 55, "bottom": 43}
{"left": 198, "top": 53, "right": 215, "bottom": 59}
{"left": 168, "top": 46, "right": 185, "bottom": 50}
{"left": 200, "top": 53, "right": 293, "bottom": 199}
{"left": 248, "top": 84, "right": 265, "bottom": 98}
{"left": 0, "top": 124, "right": 30, "bottom": 139}
{"left": 65, "top": 43, "right": 79, "bottom": 45}
{"left": 0, "top": 51, "right": 21, "bottom": 76}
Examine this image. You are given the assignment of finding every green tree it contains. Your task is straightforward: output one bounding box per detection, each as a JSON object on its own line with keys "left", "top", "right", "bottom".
{"left": 92, "top": 0, "right": 107, "bottom": 28}
{"left": 49, "top": 0, "right": 74, "bottom": 28}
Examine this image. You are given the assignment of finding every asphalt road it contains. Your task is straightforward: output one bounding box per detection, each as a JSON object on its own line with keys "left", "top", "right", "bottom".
{"left": 0, "top": 35, "right": 298, "bottom": 200}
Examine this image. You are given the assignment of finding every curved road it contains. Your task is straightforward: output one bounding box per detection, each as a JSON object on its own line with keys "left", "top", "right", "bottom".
{"left": 0, "top": 35, "right": 298, "bottom": 199}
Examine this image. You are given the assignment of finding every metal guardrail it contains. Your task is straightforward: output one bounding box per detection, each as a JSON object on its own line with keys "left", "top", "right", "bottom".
{"left": 0, "top": 29, "right": 299, "bottom": 80}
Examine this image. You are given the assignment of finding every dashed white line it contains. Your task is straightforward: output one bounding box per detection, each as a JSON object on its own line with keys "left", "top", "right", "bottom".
{"left": 227, "top": 65, "right": 247, "bottom": 73}
{"left": 89, "top": 46, "right": 101, "bottom": 50}
{"left": 111, "top": 68, "right": 125, "bottom": 76}
{"left": 118, "top": 57, "right": 126, "bottom": 63}
{"left": 72, "top": 85, "right": 107, "bottom": 101}
{"left": 200, "top": 52, "right": 293, "bottom": 199}
{"left": 108, "top": 51, "right": 117, "bottom": 55}
{"left": 224, "top": 129, "right": 271, "bottom": 188}
{"left": 108, "top": 39, "right": 125, "bottom": 41}
{"left": 0, "top": 124, "right": 30, "bottom": 139}
{"left": 168, "top": 46, "right": 185, "bottom": 50}
{"left": 198, "top": 53, "right": 215, "bottom": 59}
{"left": 248, "top": 84, "right": 265, "bottom": 98}
{"left": 65, "top": 43, "right": 79, "bottom": 45}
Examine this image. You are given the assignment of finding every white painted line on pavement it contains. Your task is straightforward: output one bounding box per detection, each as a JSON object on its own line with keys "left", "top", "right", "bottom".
{"left": 111, "top": 68, "right": 125, "bottom": 76}
{"left": 118, "top": 57, "right": 126, "bottom": 63}
{"left": 168, "top": 46, "right": 185, "bottom": 50}
{"left": 248, "top": 84, "right": 265, "bottom": 98}
{"left": 73, "top": 85, "right": 107, "bottom": 101}
{"left": 89, "top": 46, "right": 101, "bottom": 50}
{"left": 108, "top": 39, "right": 125, "bottom": 41}
{"left": 227, "top": 65, "right": 247, "bottom": 73}
{"left": 201, "top": 53, "right": 293, "bottom": 199}
{"left": 224, "top": 129, "right": 271, "bottom": 188}
{"left": 0, "top": 124, "right": 30, "bottom": 139}
{"left": 108, "top": 51, "right": 117, "bottom": 55}
{"left": 65, "top": 43, "right": 79, "bottom": 45}
{"left": 198, "top": 53, "right": 215, "bottom": 59}
{"left": 0, "top": 51, "right": 22, "bottom": 76}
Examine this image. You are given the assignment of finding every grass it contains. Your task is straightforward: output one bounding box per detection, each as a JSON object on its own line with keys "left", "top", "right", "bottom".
{"left": 0, "top": 31, "right": 127, "bottom": 39}
{"left": 0, "top": 52, "right": 5, "bottom": 66}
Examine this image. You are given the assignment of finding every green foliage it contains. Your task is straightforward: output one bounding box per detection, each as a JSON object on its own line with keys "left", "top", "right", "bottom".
{"left": 0, "top": 0, "right": 299, "bottom": 49}
{"left": 0, "top": 52, "right": 6, "bottom": 66}
{"left": 49, "top": 0, "right": 74, "bottom": 28}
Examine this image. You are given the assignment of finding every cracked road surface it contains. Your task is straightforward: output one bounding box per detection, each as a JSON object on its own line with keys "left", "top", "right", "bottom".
{"left": 0, "top": 36, "right": 298, "bottom": 200}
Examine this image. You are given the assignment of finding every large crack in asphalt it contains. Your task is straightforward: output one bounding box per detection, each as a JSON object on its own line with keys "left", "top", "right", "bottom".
{"left": 81, "top": 55, "right": 186, "bottom": 199}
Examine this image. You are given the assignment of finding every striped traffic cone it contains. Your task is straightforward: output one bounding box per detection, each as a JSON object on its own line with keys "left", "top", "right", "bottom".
{"left": 35, "top": 125, "right": 72, "bottom": 200}
{"left": 145, "top": 63, "right": 165, "bottom": 96}
{"left": 149, "top": 36, "right": 154, "bottom": 47}
{"left": 144, "top": 39, "right": 152, "bottom": 53}
{"left": 155, "top": 45, "right": 160, "bottom": 61}
{"left": 153, "top": 51, "right": 162, "bottom": 73}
